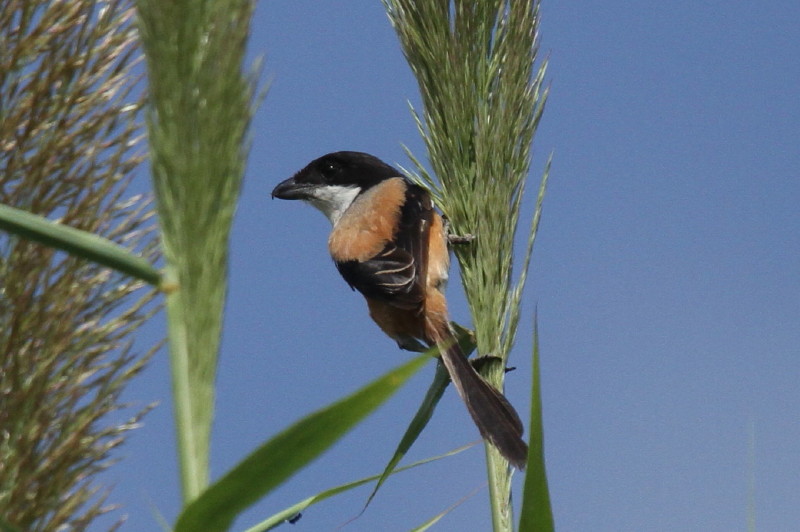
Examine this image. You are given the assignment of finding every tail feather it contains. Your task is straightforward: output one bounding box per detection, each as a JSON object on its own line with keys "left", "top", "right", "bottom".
{"left": 438, "top": 336, "right": 528, "bottom": 470}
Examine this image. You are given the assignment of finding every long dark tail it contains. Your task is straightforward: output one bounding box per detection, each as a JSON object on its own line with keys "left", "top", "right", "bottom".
{"left": 437, "top": 333, "right": 528, "bottom": 470}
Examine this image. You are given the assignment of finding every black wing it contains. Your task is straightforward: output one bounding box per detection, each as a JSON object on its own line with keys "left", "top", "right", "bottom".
{"left": 395, "top": 184, "right": 434, "bottom": 292}
{"left": 336, "top": 243, "right": 420, "bottom": 309}
{"left": 334, "top": 183, "right": 434, "bottom": 311}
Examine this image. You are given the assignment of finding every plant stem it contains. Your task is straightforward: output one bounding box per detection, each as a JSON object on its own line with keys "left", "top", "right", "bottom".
{"left": 486, "top": 445, "right": 515, "bottom": 531}
{"left": 162, "top": 265, "right": 207, "bottom": 501}
{"left": 481, "top": 358, "right": 515, "bottom": 531}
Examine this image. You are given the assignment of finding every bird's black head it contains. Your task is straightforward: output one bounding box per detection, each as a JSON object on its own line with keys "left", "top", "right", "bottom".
{"left": 272, "top": 151, "right": 403, "bottom": 224}
{"left": 272, "top": 152, "right": 399, "bottom": 199}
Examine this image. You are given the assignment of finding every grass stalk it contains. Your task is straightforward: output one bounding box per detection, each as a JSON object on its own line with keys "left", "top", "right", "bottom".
{"left": 134, "top": 0, "right": 258, "bottom": 502}
{"left": 384, "top": 1, "right": 549, "bottom": 529}
{"left": 0, "top": 1, "right": 158, "bottom": 528}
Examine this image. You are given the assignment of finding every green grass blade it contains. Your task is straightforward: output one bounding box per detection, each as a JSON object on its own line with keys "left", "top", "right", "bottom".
{"left": 361, "top": 361, "right": 450, "bottom": 512}
{"left": 174, "top": 354, "right": 431, "bottom": 532}
{"left": 518, "top": 315, "right": 554, "bottom": 531}
{"left": 360, "top": 324, "right": 476, "bottom": 513}
{"left": 244, "top": 445, "right": 472, "bottom": 532}
{"left": 0, "top": 203, "right": 160, "bottom": 286}
{"left": 409, "top": 487, "right": 481, "bottom": 532}
{"left": 410, "top": 510, "right": 448, "bottom": 532}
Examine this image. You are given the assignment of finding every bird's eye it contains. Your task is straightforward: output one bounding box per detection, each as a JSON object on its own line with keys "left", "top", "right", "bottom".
{"left": 320, "top": 161, "right": 339, "bottom": 179}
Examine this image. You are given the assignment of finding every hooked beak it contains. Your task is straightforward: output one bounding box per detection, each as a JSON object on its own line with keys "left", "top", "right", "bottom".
{"left": 271, "top": 177, "right": 313, "bottom": 200}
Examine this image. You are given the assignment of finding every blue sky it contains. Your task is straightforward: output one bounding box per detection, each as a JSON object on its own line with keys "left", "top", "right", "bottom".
{"left": 101, "top": 1, "right": 798, "bottom": 530}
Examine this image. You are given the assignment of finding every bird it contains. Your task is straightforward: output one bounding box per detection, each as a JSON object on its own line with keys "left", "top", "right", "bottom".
{"left": 272, "top": 151, "right": 528, "bottom": 469}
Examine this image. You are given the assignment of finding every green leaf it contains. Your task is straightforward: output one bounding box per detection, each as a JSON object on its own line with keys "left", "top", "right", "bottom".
{"left": 174, "top": 353, "right": 431, "bottom": 532}
{"left": 410, "top": 508, "right": 449, "bottom": 532}
{"left": 518, "top": 315, "right": 554, "bottom": 531}
{"left": 363, "top": 361, "right": 449, "bottom": 509}
{"left": 0, "top": 203, "right": 160, "bottom": 286}
{"left": 360, "top": 324, "right": 477, "bottom": 513}
{"left": 409, "top": 486, "right": 481, "bottom": 532}
{"left": 243, "top": 445, "right": 471, "bottom": 532}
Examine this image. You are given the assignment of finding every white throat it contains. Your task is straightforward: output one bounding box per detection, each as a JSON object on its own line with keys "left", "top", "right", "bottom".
{"left": 304, "top": 185, "right": 361, "bottom": 226}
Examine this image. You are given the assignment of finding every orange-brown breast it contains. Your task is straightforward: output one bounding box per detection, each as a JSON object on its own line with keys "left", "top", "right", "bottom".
{"left": 328, "top": 177, "right": 407, "bottom": 262}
